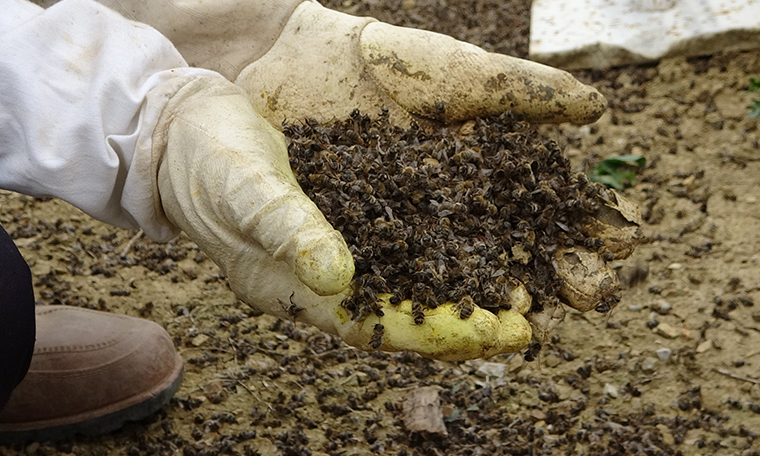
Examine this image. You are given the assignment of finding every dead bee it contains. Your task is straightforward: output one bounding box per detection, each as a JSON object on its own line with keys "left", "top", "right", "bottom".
{"left": 583, "top": 237, "right": 605, "bottom": 250}
{"left": 482, "top": 285, "right": 501, "bottom": 306}
{"left": 370, "top": 323, "right": 384, "bottom": 349}
{"left": 579, "top": 195, "right": 599, "bottom": 213}
{"left": 536, "top": 208, "right": 555, "bottom": 230}
{"left": 412, "top": 300, "right": 425, "bottom": 325}
{"left": 595, "top": 295, "right": 620, "bottom": 313}
{"left": 598, "top": 245, "right": 614, "bottom": 262}
{"left": 278, "top": 292, "right": 303, "bottom": 321}
{"left": 455, "top": 296, "right": 475, "bottom": 319}
{"left": 523, "top": 342, "right": 542, "bottom": 362}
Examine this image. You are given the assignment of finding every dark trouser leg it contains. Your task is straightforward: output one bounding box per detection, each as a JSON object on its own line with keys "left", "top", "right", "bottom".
{"left": 0, "top": 223, "right": 36, "bottom": 411}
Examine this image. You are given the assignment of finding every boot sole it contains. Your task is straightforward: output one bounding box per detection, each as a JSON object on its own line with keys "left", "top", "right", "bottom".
{"left": 0, "top": 367, "right": 183, "bottom": 444}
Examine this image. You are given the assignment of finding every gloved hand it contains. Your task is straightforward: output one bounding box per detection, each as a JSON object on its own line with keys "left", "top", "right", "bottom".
{"left": 155, "top": 76, "right": 540, "bottom": 361}
{"left": 80, "top": 0, "right": 639, "bottom": 359}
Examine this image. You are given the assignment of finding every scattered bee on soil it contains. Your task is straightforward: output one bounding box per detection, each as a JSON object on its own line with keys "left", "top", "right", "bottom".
{"left": 523, "top": 342, "right": 542, "bottom": 362}
{"left": 285, "top": 110, "right": 618, "bottom": 327}
{"left": 595, "top": 295, "right": 621, "bottom": 314}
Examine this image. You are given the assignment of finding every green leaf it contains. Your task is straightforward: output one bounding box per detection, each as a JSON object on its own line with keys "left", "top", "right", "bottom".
{"left": 596, "top": 154, "right": 647, "bottom": 168}
{"left": 749, "top": 77, "right": 760, "bottom": 92}
{"left": 589, "top": 171, "right": 636, "bottom": 190}
{"left": 587, "top": 154, "right": 645, "bottom": 190}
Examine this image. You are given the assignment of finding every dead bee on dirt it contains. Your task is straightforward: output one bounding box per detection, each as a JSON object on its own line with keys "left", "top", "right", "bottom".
{"left": 523, "top": 342, "right": 542, "bottom": 362}
{"left": 278, "top": 292, "right": 304, "bottom": 321}
{"left": 454, "top": 296, "right": 475, "bottom": 319}
{"left": 370, "top": 323, "right": 385, "bottom": 349}
{"left": 595, "top": 295, "right": 621, "bottom": 313}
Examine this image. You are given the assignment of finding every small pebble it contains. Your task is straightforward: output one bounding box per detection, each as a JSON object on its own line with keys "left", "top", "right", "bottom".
{"left": 191, "top": 334, "right": 210, "bottom": 347}
{"left": 641, "top": 357, "right": 658, "bottom": 374}
{"left": 654, "top": 300, "right": 672, "bottom": 315}
{"left": 656, "top": 348, "right": 672, "bottom": 360}
{"left": 629, "top": 305, "right": 642, "bottom": 311}
{"left": 475, "top": 362, "right": 507, "bottom": 379}
{"left": 696, "top": 340, "right": 712, "bottom": 353}
{"left": 603, "top": 383, "right": 619, "bottom": 398}
{"left": 655, "top": 322, "right": 680, "bottom": 339}
{"left": 543, "top": 354, "right": 562, "bottom": 368}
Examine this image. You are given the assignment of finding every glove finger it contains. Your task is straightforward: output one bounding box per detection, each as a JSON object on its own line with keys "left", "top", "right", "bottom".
{"left": 580, "top": 190, "right": 643, "bottom": 260}
{"left": 554, "top": 246, "right": 619, "bottom": 312}
{"left": 554, "top": 191, "right": 641, "bottom": 312}
{"left": 337, "top": 283, "right": 533, "bottom": 361}
{"left": 360, "top": 22, "right": 606, "bottom": 124}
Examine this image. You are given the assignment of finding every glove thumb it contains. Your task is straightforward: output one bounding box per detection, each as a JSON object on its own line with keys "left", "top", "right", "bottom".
{"left": 156, "top": 77, "right": 354, "bottom": 296}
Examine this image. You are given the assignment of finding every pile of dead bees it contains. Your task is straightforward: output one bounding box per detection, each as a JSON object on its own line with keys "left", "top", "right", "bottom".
{"left": 286, "top": 110, "right": 615, "bottom": 324}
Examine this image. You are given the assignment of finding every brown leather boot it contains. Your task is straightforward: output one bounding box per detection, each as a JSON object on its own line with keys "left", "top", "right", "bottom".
{"left": 0, "top": 306, "right": 183, "bottom": 443}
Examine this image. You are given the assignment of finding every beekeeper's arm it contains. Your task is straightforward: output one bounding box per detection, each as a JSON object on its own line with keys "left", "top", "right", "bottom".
{"left": 0, "top": 0, "right": 545, "bottom": 361}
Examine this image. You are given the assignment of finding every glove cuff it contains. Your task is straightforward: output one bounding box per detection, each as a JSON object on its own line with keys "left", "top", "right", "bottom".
{"left": 148, "top": 75, "right": 237, "bottom": 237}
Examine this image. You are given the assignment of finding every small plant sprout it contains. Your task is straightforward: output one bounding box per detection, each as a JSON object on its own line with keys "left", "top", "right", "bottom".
{"left": 588, "top": 154, "right": 646, "bottom": 190}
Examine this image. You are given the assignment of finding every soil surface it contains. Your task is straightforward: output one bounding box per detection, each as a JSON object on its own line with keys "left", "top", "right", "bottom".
{"left": 2, "top": 1, "right": 760, "bottom": 455}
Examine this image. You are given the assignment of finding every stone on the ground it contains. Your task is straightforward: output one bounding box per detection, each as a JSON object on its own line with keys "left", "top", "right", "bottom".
{"left": 641, "top": 357, "right": 658, "bottom": 374}
{"left": 656, "top": 348, "right": 672, "bottom": 361}
{"left": 475, "top": 362, "right": 507, "bottom": 379}
{"left": 655, "top": 322, "right": 680, "bottom": 339}
{"left": 603, "top": 383, "right": 619, "bottom": 398}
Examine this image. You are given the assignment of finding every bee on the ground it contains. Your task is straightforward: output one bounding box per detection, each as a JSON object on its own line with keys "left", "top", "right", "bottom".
{"left": 454, "top": 296, "right": 475, "bottom": 319}
{"left": 595, "top": 295, "right": 620, "bottom": 313}
{"left": 370, "top": 324, "right": 384, "bottom": 349}
{"left": 278, "top": 292, "right": 304, "bottom": 322}
{"left": 412, "top": 300, "right": 425, "bottom": 325}
{"left": 523, "top": 342, "right": 542, "bottom": 362}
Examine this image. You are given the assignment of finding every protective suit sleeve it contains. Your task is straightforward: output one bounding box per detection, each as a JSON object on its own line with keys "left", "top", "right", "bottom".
{"left": 0, "top": 0, "right": 219, "bottom": 241}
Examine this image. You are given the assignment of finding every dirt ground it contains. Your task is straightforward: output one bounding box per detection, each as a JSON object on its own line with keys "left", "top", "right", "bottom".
{"left": 2, "top": 1, "right": 760, "bottom": 455}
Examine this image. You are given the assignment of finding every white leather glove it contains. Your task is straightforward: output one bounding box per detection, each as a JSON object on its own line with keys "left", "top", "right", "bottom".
{"left": 154, "top": 76, "right": 538, "bottom": 361}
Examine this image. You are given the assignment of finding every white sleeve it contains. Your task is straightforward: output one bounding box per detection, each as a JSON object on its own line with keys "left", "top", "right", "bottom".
{"left": 0, "top": 0, "right": 220, "bottom": 241}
